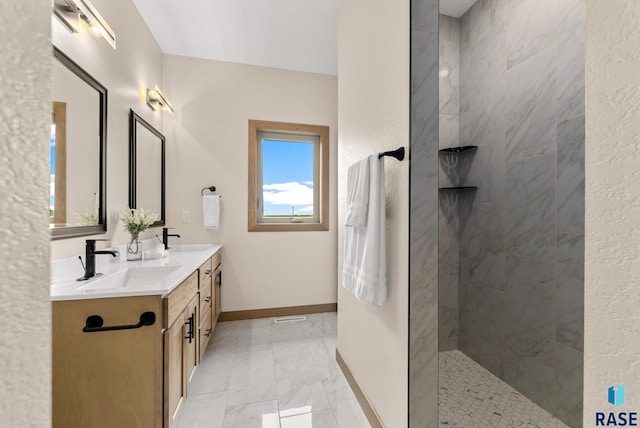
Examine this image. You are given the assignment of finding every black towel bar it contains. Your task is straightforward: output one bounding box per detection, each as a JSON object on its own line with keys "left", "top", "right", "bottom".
{"left": 378, "top": 147, "right": 405, "bottom": 161}
{"left": 82, "top": 311, "right": 156, "bottom": 333}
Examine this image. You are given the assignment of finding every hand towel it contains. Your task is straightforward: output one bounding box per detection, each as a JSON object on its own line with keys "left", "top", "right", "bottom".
{"left": 342, "top": 155, "right": 387, "bottom": 306}
{"left": 345, "top": 158, "right": 370, "bottom": 227}
{"left": 203, "top": 195, "right": 220, "bottom": 230}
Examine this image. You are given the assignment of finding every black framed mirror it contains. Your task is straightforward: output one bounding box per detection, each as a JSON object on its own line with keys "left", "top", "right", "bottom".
{"left": 51, "top": 46, "right": 107, "bottom": 240}
{"left": 129, "top": 109, "right": 165, "bottom": 227}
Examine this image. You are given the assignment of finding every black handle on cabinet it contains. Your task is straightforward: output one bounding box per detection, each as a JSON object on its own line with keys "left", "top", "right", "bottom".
{"left": 185, "top": 314, "right": 194, "bottom": 343}
{"left": 216, "top": 270, "right": 222, "bottom": 288}
{"left": 83, "top": 312, "right": 156, "bottom": 333}
{"left": 204, "top": 296, "right": 211, "bottom": 303}
{"left": 204, "top": 328, "right": 212, "bottom": 338}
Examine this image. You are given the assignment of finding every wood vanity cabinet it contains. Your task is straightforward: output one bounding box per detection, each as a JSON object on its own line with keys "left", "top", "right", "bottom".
{"left": 196, "top": 252, "right": 222, "bottom": 360}
{"left": 212, "top": 252, "right": 222, "bottom": 322}
{"left": 198, "top": 257, "right": 214, "bottom": 359}
{"left": 164, "top": 272, "right": 199, "bottom": 428}
{"left": 214, "top": 267, "right": 222, "bottom": 320}
{"left": 53, "top": 295, "right": 164, "bottom": 428}
{"left": 53, "top": 251, "right": 223, "bottom": 428}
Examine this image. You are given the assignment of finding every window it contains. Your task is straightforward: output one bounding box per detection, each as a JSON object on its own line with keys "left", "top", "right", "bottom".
{"left": 248, "top": 120, "right": 329, "bottom": 232}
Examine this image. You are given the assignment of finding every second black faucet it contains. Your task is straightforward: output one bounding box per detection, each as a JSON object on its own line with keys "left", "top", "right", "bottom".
{"left": 162, "top": 227, "right": 181, "bottom": 250}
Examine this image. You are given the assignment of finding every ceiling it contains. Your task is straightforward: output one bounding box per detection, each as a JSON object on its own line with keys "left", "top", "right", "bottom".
{"left": 131, "top": 0, "right": 476, "bottom": 76}
{"left": 131, "top": 0, "right": 339, "bottom": 76}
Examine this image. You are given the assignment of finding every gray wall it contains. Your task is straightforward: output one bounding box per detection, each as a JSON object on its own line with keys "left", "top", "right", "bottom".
{"left": 0, "top": 0, "right": 52, "bottom": 426}
{"left": 409, "top": 0, "right": 440, "bottom": 426}
{"left": 456, "top": 0, "right": 584, "bottom": 426}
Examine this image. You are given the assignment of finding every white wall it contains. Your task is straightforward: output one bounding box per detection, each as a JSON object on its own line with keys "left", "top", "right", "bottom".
{"left": 162, "top": 54, "right": 338, "bottom": 311}
{"left": 0, "top": 1, "right": 51, "bottom": 425}
{"left": 584, "top": 0, "right": 640, "bottom": 420}
{"left": 337, "top": 0, "right": 410, "bottom": 426}
{"left": 51, "top": 0, "right": 164, "bottom": 259}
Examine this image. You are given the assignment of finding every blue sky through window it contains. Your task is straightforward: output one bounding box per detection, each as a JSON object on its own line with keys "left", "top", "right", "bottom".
{"left": 262, "top": 139, "right": 314, "bottom": 216}
{"left": 50, "top": 125, "right": 56, "bottom": 211}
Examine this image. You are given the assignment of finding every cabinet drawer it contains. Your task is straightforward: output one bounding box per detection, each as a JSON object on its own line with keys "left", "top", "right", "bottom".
{"left": 212, "top": 252, "right": 221, "bottom": 270}
{"left": 199, "top": 307, "right": 213, "bottom": 360}
{"left": 198, "top": 258, "right": 213, "bottom": 288}
{"left": 199, "top": 279, "right": 213, "bottom": 317}
{"left": 164, "top": 272, "right": 198, "bottom": 328}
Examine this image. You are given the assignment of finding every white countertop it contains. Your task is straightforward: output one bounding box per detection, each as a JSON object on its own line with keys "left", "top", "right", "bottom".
{"left": 50, "top": 244, "right": 223, "bottom": 301}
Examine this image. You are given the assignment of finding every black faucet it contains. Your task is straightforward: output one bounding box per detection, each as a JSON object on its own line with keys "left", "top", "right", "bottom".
{"left": 77, "top": 239, "right": 119, "bottom": 281}
{"left": 162, "top": 227, "right": 181, "bottom": 250}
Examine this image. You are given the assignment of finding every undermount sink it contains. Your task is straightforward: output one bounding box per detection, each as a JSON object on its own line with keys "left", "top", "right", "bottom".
{"left": 76, "top": 265, "right": 181, "bottom": 291}
{"left": 127, "top": 265, "right": 182, "bottom": 278}
{"left": 167, "top": 244, "right": 212, "bottom": 253}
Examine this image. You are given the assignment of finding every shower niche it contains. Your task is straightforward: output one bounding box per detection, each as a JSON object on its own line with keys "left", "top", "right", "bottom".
{"left": 438, "top": 145, "right": 478, "bottom": 192}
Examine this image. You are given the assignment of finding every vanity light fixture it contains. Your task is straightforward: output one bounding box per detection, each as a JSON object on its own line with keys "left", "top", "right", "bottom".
{"left": 53, "top": 0, "right": 116, "bottom": 49}
{"left": 146, "top": 86, "right": 175, "bottom": 114}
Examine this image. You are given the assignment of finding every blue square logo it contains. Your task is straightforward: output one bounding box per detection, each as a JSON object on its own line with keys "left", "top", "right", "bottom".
{"left": 609, "top": 384, "right": 625, "bottom": 407}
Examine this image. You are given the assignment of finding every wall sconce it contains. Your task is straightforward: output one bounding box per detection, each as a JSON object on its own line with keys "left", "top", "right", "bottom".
{"left": 53, "top": 0, "right": 116, "bottom": 49}
{"left": 147, "top": 86, "right": 175, "bottom": 114}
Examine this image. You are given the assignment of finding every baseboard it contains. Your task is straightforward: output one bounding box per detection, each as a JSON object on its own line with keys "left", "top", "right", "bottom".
{"left": 336, "top": 349, "right": 384, "bottom": 428}
{"left": 218, "top": 303, "right": 337, "bottom": 322}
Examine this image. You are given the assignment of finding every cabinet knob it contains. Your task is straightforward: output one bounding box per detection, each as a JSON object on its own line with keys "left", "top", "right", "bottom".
{"left": 204, "top": 328, "right": 212, "bottom": 338}
{"left": 204, "top": 296, "right": 211, "bottom": 303}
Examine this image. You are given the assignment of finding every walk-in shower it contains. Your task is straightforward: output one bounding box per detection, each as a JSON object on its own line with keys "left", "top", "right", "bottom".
{"left": 436, "top": 0, "right": 585, "bottom": 426}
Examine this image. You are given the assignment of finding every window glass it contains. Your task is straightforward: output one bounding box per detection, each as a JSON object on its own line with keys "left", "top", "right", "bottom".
{"left": 261, "top": 139, "right": 315, "bottom": 219}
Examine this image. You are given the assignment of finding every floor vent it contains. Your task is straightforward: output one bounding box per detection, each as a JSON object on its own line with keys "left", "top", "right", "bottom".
{"left": 273, "top": 316, "right": 307, "bottom": 323}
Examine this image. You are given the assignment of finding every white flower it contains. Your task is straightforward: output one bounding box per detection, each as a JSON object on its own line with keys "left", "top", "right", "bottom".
{"left": 121, "top": 207, "right": 159, "bottom": 236}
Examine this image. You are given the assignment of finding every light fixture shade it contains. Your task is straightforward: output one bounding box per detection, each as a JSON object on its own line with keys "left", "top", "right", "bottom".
{"left": 147, "top": 86, "right": 175, "bottom": 114}
{"left": 53, "top": 0, "right": 116, "bottom": 49}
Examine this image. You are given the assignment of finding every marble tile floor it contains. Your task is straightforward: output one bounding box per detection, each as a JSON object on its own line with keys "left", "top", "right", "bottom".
{"left": 439, "top": 350, "right": 568, "bottom": 428}
{"left": 176, "top": 312, "right": 371, "bottom": 428}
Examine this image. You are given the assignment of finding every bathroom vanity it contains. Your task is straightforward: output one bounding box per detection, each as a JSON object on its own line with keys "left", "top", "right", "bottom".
{"left": 51, "top": 244, "right": 222, "bottom": 428}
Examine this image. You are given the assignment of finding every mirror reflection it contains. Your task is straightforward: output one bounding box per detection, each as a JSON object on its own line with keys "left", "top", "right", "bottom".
{"left": 51, "top": 47, "right": 107, "bottom": 239}
{"left": 129, "top": 110, "right": 165, "bottom": 226}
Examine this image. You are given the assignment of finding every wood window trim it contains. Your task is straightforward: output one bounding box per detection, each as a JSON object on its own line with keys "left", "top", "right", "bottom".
{"left": 51, "top": 101, "right": 67, "bottom": 225}
{"left": 248, "top": 119, "right": 329, "bottom": 232}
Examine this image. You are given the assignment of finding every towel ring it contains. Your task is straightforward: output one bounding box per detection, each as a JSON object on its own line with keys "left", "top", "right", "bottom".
{"left": 201, "top": 186, "right": 216, "bottom": 196}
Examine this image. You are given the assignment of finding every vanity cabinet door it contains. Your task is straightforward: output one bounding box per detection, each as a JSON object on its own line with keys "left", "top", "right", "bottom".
{"left": 214, "top": 267, "right": 222, "bottom": 321}
{"left": 185, "top": 294, "right": 198, "bottom": 385}
{"left": 164, "top": 307, "right": 187, "bottom": 428}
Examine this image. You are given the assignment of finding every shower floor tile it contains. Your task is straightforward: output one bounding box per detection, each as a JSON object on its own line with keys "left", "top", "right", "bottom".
{"left": 439, "top": 350, "right": 568, "bottom": 428}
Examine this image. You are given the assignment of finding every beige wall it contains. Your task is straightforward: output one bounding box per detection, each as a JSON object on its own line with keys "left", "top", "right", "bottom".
{"left": 51, "top": 0, "right": 164, "bottom": 259}
{"left": 162, "top": 54, "right": 338, "bottom": 311}
{"left": 584, "top": 0, "right": 640, "bottom": 420}
{"left": 337, "top": 0, "right": 410, "bottom": 426}
{"left": 52, "top": 59, "right": 101, "bottom": 220}
{"left": 0, "top": 0, "right": 52, "bottom": 425}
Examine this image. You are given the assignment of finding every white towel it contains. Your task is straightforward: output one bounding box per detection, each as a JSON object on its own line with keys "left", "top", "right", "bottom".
{"left": 203, "top": 195, "right": 220, "bottom": 230}
{"left": 345, "top": 158, "right": 370, "bottom": 227}
{"left": 342, "top": 155, "right": 387, "bottom": 306}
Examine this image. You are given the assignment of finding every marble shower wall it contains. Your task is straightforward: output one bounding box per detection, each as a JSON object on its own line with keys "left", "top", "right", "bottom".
{"left": 438, "top": 14, "right": 461, "bottom": 351}
{"left": 409, "top": 0, "right": 440, "bottom": 426}
{"left": 456, "top": 0, "right": 585, "bottom": 427}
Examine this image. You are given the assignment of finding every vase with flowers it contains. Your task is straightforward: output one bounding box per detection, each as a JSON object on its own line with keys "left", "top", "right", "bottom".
{"left": 122, "top": 207, "right": 159, "bottom": 261}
